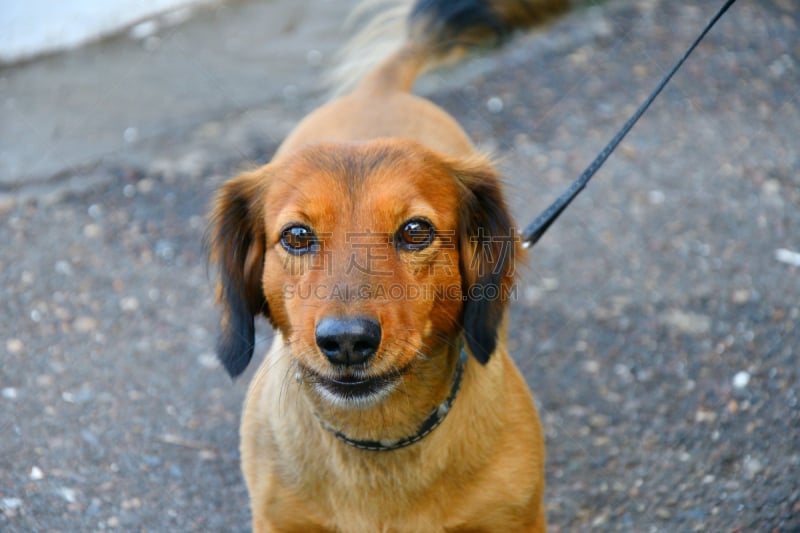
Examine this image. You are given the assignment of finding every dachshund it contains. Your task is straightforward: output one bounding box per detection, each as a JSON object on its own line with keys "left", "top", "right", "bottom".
{"left": 207, "top": 0, "right": 570, "bottom": 531}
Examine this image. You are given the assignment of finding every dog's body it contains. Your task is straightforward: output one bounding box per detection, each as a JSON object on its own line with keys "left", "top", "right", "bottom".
{"left": 207, "top": 1, "right": 569, "bottom": 531}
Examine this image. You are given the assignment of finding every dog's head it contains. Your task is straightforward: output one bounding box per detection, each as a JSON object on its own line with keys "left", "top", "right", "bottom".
{"left": 207, "top": 139, "right": 516, "bottom": 405}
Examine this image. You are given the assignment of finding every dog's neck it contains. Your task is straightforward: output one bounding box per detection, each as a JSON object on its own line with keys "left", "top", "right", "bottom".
{"left": 302, "top": 341, "right": 468, "bottom": 452}
{"left": 317, "top": 348, "right": 468, "bottom": 451}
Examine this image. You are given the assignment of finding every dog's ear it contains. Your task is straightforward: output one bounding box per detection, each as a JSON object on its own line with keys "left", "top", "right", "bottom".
{"left": 206, "top": 168, "right": 269, "bottom": 378}
{"left": 451, "top": 157, "right": 517, "bottom": 364}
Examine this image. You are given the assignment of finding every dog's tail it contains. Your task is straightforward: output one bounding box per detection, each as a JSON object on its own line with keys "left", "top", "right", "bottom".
{"left": 329, "top": 0, "right": 570, "bottom": 95}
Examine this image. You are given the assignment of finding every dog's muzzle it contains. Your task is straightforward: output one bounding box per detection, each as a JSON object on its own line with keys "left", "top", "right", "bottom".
{"left": 305, "top": 316, "right": 397, "bottom": 407}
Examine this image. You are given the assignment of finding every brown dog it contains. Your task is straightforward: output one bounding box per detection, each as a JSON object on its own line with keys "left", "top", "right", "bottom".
{"left": 207, "top": 1, "right": 569, "bottom": 531}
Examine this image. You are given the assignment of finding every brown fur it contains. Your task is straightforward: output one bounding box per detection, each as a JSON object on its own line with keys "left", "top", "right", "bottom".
{"left": 207, "top": 1, "right": 570, "bottom": 531}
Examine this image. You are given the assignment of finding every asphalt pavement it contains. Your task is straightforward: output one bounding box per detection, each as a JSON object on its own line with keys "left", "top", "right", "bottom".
{"left": 1, "top": 0, "right": 798, "bottom": 531}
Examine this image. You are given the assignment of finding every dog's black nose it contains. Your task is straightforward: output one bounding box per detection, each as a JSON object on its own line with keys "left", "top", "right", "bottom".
{"left": 315, "top": 317, "right": 381, "bottom": 366}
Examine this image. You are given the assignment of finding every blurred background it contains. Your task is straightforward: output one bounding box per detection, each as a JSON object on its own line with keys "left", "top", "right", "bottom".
{"left": 1, "top": 0, "right": 798, "bottom": 531}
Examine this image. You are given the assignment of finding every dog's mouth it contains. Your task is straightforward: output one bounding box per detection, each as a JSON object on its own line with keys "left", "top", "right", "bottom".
{"left": 300, "top": 366, "right": 405, "bottom": 408}
{"left": 323, "top": 373, "right": 397, "bottom": 399}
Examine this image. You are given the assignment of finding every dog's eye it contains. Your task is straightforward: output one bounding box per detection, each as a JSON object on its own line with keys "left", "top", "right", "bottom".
{"left": 280, "top": 225, "right": 318, "bottom": 255}
{"left": 396, "top": 218, "right": 434, "bottom": 251}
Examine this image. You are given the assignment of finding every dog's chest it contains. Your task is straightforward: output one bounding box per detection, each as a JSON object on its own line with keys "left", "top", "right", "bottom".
{"left": 280, "top": 444, "right": 459, "bottom": 532}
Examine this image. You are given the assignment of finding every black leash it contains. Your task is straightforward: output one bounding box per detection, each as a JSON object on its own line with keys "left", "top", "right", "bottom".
{"left": 521, "top": 0, "right": 738, "bottom": 249}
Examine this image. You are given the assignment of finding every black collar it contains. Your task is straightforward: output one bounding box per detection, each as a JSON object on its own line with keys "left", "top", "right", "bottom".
{"left": 316, "top": 348, "right": 468, "bottom": 452}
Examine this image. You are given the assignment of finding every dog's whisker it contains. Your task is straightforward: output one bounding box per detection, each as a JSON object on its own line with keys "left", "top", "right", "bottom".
{"left": 276, "top": 354, "right": 297, "bottom": 418}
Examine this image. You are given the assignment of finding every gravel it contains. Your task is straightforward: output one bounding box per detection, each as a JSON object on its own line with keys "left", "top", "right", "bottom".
{"left": 1, "top": 0, "right": 798, "bottom": 531}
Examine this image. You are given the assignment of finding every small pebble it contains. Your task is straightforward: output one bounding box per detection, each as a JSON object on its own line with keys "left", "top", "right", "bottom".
{"left": 83, "top": 223, "right": 102, "bottom": 239}
{"left": 660, "top": 309, "right": 711, "bottom": 335}
{"left": 55, "top": 260, "right": 73, "bottom": 275}
{"left": 121, "top": 497, "right": 142, "bottom": 510}
{"left": 731, "top": 289, "right": 750, "bottom": 304}
{"left": 655, "top": 508, "right": 672, "bottom": 519}
{"left": 619, "top": 143, "right": 638, "bottom": 160}
{"left": 2, "top": 387, "right": 18, "bottom": 400}
{"left": 119, "top": 297, "right": 140, "bottom": 312}
{"left": 591, "top": 514, "right": 608, "bottom": 527}
{"left": 0, "top": 194, "right": 17, "bottom": 215}
{"left": 775, "top": 248, "right": 800, "bottom": 267}
{"left": 762, "top": 179, "right": 781, "bottom": 195}
{"left": 732, "top": 371, "right": 750, "bottom": 389}
{"left": 136, "top": 178, "right": 154, "bottom": 194}
{"left": 87, "top": 204, "right": 103, "bottom": 218}
{"left": 523, "top": 285, "right": 543, "bottom": 305}
{"left": 541, "top": 277, "right": 559, "bottom": 291}
{"left": 633, "top": 64, "right": 649, "bottom": 79}
{"left": 123, "top": 127, "right": 139, "bottom": 143}
{"left": 197, "top": 353, "right": 219, "bottom": 369}
{"left": 57, "top": 487, "right": 77, "bottom": 504}
{"left": 648, "top": 189, "right": 665, "bottom": 205}
{"left": 583, "top": 360, "right": 600, "bottom": 374}
{"left": 743, "top": 455, "right": 763, "bottom": 479}
{"left": 1, "top": 497, "right": 22, "bottom": 510}
{"left": 62, "top": 387, "right": 94, "bottom": 404}
{"left": 155, "top": 240, "right": 175, "bottom": 260}
{"left": 81, "top": 429, "right": 99, "bottom": 447}
{"left": 695, "top": 408, "right": 716, "bottom": 423}
{"left": 129, "top": 20, "right": 158, "bottom": 40}
{"left": 727, "top": 399, "right": 739, "bottom": 414}
{"left": 74, "top": 316, "right": 98, "bottom": 333}
{"left": 6, "top": 338, "right": 23, "bottom": 354}
{"left": 29, "top": 466, "right": 43, "bottom": 480}
{"left": 198, "top": 449, "right": 217, "bottom": 461}
{"left": 486, "top": 96, "right": 504, "bottom": 113}
{"left": 569, "top": 47, "right": 590, "bottom": 66}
